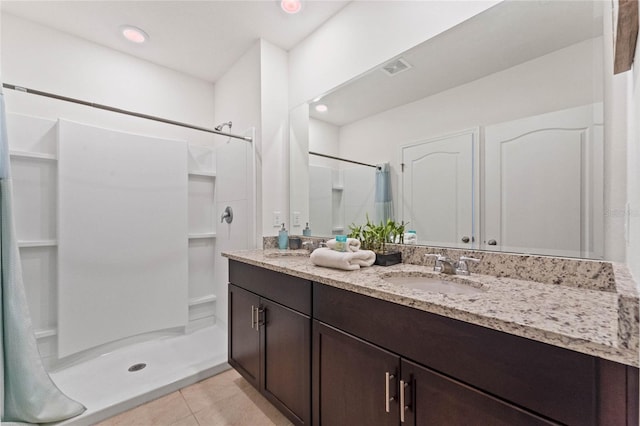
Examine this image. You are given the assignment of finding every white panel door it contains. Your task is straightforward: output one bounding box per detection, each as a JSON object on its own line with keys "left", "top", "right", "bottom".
{"left": 401, "top": 129, "right": 478, "bottom": 248}
{"left": 58, "top": 119, "right": 188, "bottom": 357}
{"left": 484, "top": 104, "right": 603, "bottom": 258}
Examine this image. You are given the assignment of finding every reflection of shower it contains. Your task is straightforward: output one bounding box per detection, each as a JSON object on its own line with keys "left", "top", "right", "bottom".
{"left": 215, "top": 121, "right": 232, "bottom": 131}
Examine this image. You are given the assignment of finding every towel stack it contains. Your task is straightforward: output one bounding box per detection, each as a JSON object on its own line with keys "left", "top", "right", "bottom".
{"left": 310, "top": 238, "right": 376, "bottom": 271}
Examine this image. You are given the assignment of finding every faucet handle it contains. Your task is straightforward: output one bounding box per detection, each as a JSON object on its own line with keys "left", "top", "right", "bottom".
{"left": 424, "top": 253, "right": 446, "bottom": 272}
{"left": 456, "top": 256, "right": 480, "bottom": 276}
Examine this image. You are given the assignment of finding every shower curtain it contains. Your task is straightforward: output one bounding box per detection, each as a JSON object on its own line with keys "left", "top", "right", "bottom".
{"left": 0, "top": 93, "right": 85, "bottom": 424}
{"left": 375, "top": 162, "right": 394, "bottom": 224}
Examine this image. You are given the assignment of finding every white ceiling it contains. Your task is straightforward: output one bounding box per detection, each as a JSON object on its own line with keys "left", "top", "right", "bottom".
{"left": 1, "top": 0, "right": 350, "bottom": 83}
{"left": 310, "top": 0, "right": 604, "bottom": 126}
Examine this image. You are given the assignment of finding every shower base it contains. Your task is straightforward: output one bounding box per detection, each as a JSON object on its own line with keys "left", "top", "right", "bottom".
{"left": 49, "top": 322, "right": 229, "bottom": 425}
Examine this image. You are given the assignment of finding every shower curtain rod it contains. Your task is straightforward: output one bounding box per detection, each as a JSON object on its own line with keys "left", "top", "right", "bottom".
{"left": 309, "top": 151, "right": 379, "bottom": 169}
{"left": 1, "top": 83, "right": 253, "bottom": 142}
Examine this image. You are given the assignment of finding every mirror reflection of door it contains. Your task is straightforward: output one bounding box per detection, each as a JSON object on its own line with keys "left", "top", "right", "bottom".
{"left": 401, "top": 129, "right": 478, "bottom": 248}
{"left": 483, "top": 104, "right": 603, "bottom": 258}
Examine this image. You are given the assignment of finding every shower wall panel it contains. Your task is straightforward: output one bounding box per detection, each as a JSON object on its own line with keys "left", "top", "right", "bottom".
{"left": 57, "top": 119, "right": 188, "bottom": 358}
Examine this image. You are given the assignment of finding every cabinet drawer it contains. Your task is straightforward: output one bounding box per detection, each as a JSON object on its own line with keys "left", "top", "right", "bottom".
{"left": 314, "top": 283, "right": 597, "bottom": 426}
{"left": 229, "top": 260, "right": 311, "bottom": 315}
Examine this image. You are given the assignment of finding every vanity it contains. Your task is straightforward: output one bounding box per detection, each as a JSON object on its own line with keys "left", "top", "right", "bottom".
{"left": 223, "top": 247, "right": 639, "bottom": 426}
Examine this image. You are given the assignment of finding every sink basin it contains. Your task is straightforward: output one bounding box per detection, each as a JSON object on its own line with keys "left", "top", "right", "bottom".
{"left": 381, "top": 273, "right": 484, "bottom": 295}
{"left": 264, "top": 250, "right": 309, "bottom": 258}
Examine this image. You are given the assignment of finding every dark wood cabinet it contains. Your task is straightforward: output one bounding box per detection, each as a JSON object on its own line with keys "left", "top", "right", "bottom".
{"left": 228, "top": 260, "right": 312, "bottom": 426}
{"left": 228, "top": 284, "right": 260, "bottom": 388}
{"left": 313, "top": 320, "right": 555, "bottom": 426}
{"left": 400, "top": 359, "right": 555, "bottom": 426}
{"left": 228, "top": 260, "right": 638, "bottom": 426}
{"left": 313, "top": 321, "right": 399, "bottom": 426}
{"left": 313, "top": 282, "right": 639, "bottom": 426}
{"left": 261, "top": 299, "right": 310, "bottom": 425}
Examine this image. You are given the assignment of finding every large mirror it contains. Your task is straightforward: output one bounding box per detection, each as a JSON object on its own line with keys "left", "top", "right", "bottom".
{"left": 290, "top": 0, "right": 607, "bottom": 259}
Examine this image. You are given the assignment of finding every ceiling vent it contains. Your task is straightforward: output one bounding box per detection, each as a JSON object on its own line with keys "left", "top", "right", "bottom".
{"left": 381, "top": 58, "right": 412, "bottom": 76}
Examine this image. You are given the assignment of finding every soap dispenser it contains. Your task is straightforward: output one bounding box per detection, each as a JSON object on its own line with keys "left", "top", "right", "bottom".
{"left": 278, "top": 223, "right": 289, "bottom": 249}
{"left": 303, "top": 222, "right": 312, "bottom": 237}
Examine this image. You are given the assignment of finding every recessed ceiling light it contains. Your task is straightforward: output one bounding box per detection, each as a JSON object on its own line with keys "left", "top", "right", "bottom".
{"left": 281, "top": 0, "right": 302, "bottom": 14}
{"left": 120, "top": 25, "right": 148, "bottom": 44}
{"left": 315, "top": 104, "right": 328, "bottom": 113}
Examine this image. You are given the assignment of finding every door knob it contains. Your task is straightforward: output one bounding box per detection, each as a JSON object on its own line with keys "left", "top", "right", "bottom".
{"left": 488, "top": 239, "right": 497, "bottom": 246}
{"left": 461, "top": 236, "right": 470, "bottom": 243}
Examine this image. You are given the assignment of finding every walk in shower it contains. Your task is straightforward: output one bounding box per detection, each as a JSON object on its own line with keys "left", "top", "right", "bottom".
{"left": 4, "top": 84, "right": 257, "bottom": 425}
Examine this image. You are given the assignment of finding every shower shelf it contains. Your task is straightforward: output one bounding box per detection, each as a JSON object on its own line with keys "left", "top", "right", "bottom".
{"left": 9, "top": 150, "right": 57, "bottom": 161}
{"left": 188, "top": 294, "right": 217, "bottom": 307}
{"left": 34, "top": 328, "right": 57, "bottom": 340}
{"left": 18, "top": 239, "right": 58, "bottom": 248}
{"left": 188, "top": 232, "right": 216, "bottom": 240}
{"left": 188, "top": 171, "right": 216, "bottom": 178}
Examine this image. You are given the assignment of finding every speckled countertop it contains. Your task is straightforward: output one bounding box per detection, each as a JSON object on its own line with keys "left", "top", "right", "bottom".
{"left": 222, "top": 249, "right": 639, "bottom": 367}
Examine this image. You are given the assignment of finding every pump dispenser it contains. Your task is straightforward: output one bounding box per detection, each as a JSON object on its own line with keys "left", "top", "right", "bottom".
{"left": 278, "top": 223, "right": 289, "bottom": 249}
{"left": 303, "top": 222, "right": 312, "bottom": 237}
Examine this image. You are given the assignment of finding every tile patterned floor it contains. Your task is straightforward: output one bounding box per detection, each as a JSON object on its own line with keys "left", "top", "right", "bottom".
{"left": 96, "top": 369, "right": 293, "bottom": 426}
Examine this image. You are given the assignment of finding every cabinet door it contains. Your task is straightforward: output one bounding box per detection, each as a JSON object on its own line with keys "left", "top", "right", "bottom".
{"left": 313, "top": 321, "right": 399, "bottom": 426}
{"left": 228, "top": 284, "right": 260, "bottom": 388}
{"left": 401, "top": 359, "right": 557, "bottom": 426}
{"left": 261, "top": 299, "right": 311, "bottom": 425}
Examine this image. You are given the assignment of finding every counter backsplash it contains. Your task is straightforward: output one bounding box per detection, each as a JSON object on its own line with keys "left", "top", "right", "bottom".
{"left": 263, "top": 236, "right": 621, "bottom": 293}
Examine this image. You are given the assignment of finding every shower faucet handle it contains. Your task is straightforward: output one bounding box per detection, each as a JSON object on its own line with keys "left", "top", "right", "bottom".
{"left": 221, "top": 206, "right": 233, "bottom": 223}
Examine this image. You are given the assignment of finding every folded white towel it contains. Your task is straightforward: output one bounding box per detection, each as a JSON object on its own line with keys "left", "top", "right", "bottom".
{"left": 310, "top": 247, "right": 376, "bottom": 271}
{"left": 326, "top": 238, "right": 361, "bottom": 252}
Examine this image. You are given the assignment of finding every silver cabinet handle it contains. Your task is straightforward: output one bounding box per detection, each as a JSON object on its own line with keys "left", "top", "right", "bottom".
{"left": 400, "top": 380, "right": 408, "bottom": 423}
{"left": 251, "top": 305, "right": 255, "bottom": 329}
{"left": 385, "top": 372, "right": 395, "bottom": 413}
{"left": 461, "top": 236, "right": 470, "bottom": 243}
{"left": 256, "top": 307, "right": 264, "bottom": 332}
{"left": 488, "top": 239, "right": 497, "bottom": 245}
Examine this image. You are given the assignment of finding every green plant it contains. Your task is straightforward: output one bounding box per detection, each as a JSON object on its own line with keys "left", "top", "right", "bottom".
{"left": 348, "top": 216, "right": 409, "bottom": 253}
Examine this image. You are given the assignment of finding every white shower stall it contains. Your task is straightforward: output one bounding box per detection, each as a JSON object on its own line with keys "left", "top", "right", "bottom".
{"left": 2, "top": 13, "right": 258, "bottom": 425}
{"left": 7, "top": 104, "right": 256, "bottom": 422}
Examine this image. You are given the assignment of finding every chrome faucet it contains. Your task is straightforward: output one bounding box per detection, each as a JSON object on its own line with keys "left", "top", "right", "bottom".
{"left": 424, "top": 253, "right": 480, "bottom": 276}
{"left": 302, "top": 239, "right": 326, "bottom": 253}
{"left": 456, "top": 256, "right": 481, "bottom": 276}
{"left": 424, "top": 254, "right": 456, "bottom": 274}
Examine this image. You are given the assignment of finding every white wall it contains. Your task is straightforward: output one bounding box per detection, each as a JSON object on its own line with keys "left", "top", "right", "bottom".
{"left": 260, "top": 39, "right": 289, "bottom": 237}
{"left": 288, "top": 0, "right": 499, "bottom": 107}
{"left": 2, "top": 14, "right": 216, "bottom": 147}
{"left": 2, "top": 14, "right": 214, "bottom": 131}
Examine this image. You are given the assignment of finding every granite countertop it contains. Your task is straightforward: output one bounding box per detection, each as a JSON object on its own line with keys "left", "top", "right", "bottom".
{"left": 222, "top": 249, "right": 639, "bottom": 367}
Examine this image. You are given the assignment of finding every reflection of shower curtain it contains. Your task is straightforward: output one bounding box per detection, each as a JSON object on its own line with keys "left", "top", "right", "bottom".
{"left": 375, "top": 162, "right": 394, "bottom": 224}
{"left": 0, "top": 94, "right": 85, "bottom": 423}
